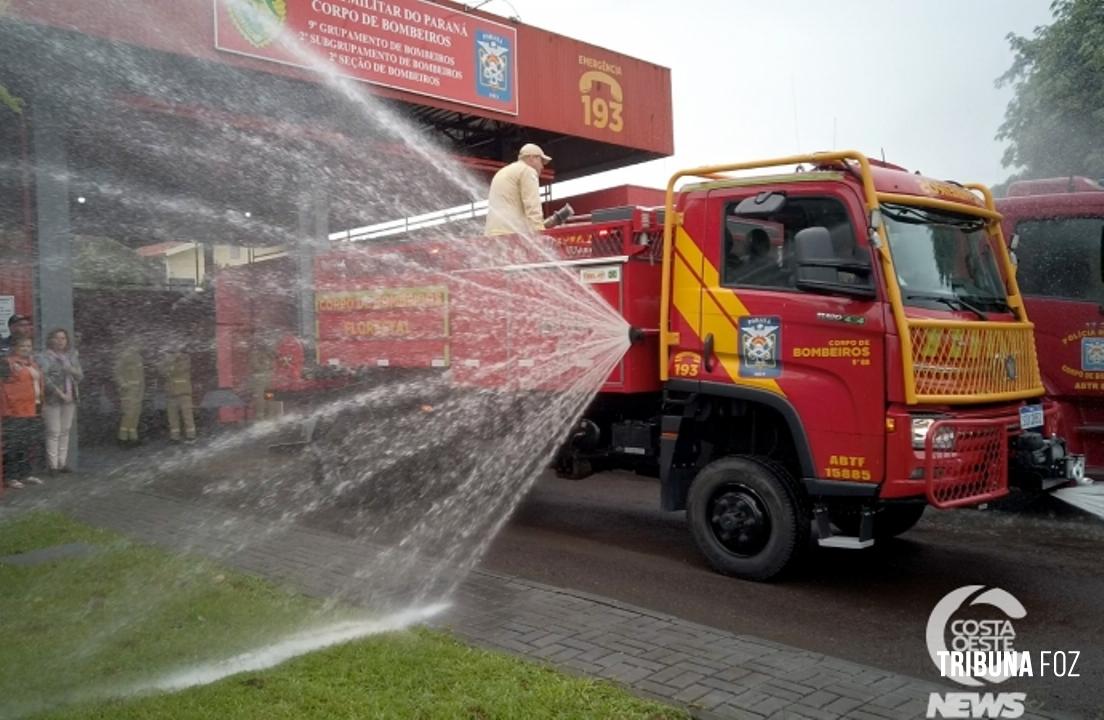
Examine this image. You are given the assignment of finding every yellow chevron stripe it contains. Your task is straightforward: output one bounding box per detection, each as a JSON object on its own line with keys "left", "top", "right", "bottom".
{"left": 672, "top": 227, "right": 784, "bottom": 396}
{"left": 671, "top": 249, "right": 701, "bottom": 330}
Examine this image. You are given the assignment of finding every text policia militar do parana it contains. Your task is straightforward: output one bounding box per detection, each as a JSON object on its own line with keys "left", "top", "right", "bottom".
{"left": 311, "top": 0, "right": 470, "bottom": 48}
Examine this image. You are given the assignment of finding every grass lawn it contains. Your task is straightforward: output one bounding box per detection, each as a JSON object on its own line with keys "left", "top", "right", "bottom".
{"left": 0, "top": 512, "right": 685, "bottom": 720}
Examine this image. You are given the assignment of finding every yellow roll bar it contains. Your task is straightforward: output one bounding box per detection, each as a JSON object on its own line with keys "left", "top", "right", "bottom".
{"left": 965, "top": 182, "right": 1028, "bottom": 320}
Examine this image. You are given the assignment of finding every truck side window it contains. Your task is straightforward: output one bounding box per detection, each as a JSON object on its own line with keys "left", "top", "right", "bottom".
{"left": 1014, "top": 218, "right": 1104, "bottom": 303}
{"left": 722, "top": 196, "right": 857, "bottom": 290}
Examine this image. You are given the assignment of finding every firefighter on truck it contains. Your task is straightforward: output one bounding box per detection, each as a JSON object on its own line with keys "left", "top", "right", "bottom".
{"left": 547, "top": 151, "right": 1085, "bottom": 580}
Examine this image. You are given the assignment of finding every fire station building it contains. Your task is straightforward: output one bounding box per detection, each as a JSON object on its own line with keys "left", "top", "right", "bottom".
{"left": 0, "top": 0, "right": 673, "bottom": 455}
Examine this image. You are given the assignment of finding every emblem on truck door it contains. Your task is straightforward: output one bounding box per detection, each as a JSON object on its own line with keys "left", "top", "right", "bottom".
{"left": 739, "top": 316, "right": 782, "bottom": 378}
{"left": 1082, "top": 337, "right": 1104, "bottom": 372}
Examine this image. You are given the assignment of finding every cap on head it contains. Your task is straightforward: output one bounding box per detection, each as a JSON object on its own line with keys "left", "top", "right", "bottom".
{"left": 518, "top": 143, "right": 552, "bottom": 165}
{"left": 8, "top": 314, "right": 30, "bottom": 327}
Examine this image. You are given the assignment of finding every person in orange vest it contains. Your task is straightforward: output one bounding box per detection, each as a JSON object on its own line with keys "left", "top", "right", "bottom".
{"left": 0, "top": 314, "right": 33, "bottom": 359}
{"left": 1, "top": 336, "right": 45, "bottom": 489}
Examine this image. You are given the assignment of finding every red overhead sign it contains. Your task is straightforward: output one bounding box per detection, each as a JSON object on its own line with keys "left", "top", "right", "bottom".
{"left": 214, "top": 0, "right": 518, "bottom": 115}
{"left": 10, "top": 0, "right": 672, "bottom": 157}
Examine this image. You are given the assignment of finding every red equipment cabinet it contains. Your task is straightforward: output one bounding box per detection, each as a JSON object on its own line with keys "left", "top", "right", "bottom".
{"left": 542, "top": 207, "right": 663, "bottom": 394}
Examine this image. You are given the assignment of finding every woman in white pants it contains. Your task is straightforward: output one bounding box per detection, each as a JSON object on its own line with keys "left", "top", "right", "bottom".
{"left": 38, "top": 329, "right": 82, "bottom": 474}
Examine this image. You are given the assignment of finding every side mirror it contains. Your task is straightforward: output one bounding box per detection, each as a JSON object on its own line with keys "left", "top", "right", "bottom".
{"left": 794, "top": 226, "right": 876, "bottom": 299}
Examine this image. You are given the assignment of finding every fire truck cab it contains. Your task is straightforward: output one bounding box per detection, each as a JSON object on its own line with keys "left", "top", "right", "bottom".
{"left": 997, "top": 177, "right": 1104, "bottom": 477}
{"left": 549, "top": 152, "right": 1083, "bottom": 579}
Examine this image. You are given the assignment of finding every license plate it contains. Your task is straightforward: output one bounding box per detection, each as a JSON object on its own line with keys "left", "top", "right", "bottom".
{"left": 1019, "top": 404, "right": 1044, "bottom": 430}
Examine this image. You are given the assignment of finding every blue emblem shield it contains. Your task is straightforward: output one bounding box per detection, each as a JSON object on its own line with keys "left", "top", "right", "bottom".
{"left": 475, "top": 31, "right": 512, "bottom": 102}
{"left": 739, "top": 316, "right": 782, "bottom": 378}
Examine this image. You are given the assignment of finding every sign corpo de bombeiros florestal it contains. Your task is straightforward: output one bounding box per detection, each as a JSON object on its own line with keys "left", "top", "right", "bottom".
{"left": 215, "top": 0, "right": 518, "bottom": 115}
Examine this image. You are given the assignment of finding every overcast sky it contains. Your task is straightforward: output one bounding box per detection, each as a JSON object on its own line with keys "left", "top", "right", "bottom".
{"left": 493, "top": 0, "right": 1055, "bottom": 198}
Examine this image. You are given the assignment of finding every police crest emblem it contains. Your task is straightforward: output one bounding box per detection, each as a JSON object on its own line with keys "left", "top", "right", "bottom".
{"left": 228, "top": 0, "right": 288, "bottom": 49}
{"left": 739, "top": 316, "right": 782, "bottom": 378}
{"left": 1083, "top": 337, "right": 1104, "bottom": 372}
{"left": 475, "top": 31, "right": 512, "bottom": 101}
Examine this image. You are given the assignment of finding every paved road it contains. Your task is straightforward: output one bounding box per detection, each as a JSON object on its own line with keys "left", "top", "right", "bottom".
{"left": 15, "top": 443, "right": 1100, "bottom": 717}
{"left": 480, "top": 471, "right": 1104, "bottom": 719}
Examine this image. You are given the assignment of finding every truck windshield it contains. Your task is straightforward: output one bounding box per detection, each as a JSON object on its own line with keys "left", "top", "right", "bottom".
{"left": 882, "top": 203, "right": 1010, "bottom": 314}
{"left": 1013, "top": 217, "right": 1104, "bottom": 304}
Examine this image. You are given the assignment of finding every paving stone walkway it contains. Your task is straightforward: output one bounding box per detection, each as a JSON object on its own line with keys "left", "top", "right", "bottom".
{"left": 0, "top": 483, "right": 1070, "bottom": 720}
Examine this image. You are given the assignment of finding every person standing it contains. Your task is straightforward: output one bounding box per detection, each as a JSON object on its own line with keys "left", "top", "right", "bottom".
{"left": 0, "top": 314, "right": 34, "bottom": 376}
{"left": 113, "top": 341, "right": 144, "bottom": 444}
{"left": 248, "top": 338, "right": 275, "bottom": 422}
{"left": 484, "top": 143, "right": 554, "bottom": 236}
{"left": 161, "top": 350, "right": 196, "bottom": 442}
{"left": 1, "top": 336, "right": 44, "bottom": 488}
{"left": 37, "top": 328, "right": 82, "bottom": 474}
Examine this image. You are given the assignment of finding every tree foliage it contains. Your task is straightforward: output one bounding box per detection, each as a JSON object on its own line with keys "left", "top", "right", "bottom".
{"left": 997, "top": 0, "right": 1104, "bottom": 181}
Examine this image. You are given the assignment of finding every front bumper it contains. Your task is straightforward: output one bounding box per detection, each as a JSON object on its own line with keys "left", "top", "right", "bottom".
{"left": 922, "top": 418, "right": 1009, "bottom": 508}
{"left": 882, "top": 403, "right": 1086, "bottom": 507}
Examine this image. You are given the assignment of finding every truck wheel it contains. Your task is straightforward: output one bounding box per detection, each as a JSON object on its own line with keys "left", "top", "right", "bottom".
{"left": 830, "top": 504, "right": 926, "bottom": 539}
{"left": 553, "top": 452, "right": 593, "bottom": 480}
{"left": 687, "top": 456, "right": 808, "bottom": 581}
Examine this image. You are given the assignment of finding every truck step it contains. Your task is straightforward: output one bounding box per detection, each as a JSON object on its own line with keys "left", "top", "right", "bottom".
{"left": 818, "top": 536, "right": 875, "bottom": 550}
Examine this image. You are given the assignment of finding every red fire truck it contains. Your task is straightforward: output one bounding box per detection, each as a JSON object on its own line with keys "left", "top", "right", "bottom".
{"left": 997, "top": 177, "right": 1104, "bottom": 478}
{"left": 217, "top": 151, "right": 1084, "bottom": 580}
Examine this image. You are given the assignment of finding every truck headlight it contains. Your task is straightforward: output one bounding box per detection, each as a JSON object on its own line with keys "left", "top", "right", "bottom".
{"left": 911, "top": 417, "right": 955, "bottom": 451}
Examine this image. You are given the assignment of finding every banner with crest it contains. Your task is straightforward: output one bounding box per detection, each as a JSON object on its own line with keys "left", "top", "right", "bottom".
{"left": 215, "top": 0, "right": 517, "bottom": 115}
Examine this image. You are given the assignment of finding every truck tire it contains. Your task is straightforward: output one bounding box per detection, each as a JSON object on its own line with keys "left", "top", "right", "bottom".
{"left": 687, "top": 456, "right": 808, "bottom": 581}
{"left": 553, "top": 454, "right": 593, "bottom": 480}
{"left": 829, "top": 504, "right": 926, "bottom": 539}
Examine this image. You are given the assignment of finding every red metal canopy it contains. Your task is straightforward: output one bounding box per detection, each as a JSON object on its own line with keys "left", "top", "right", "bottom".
{"left": 6, "top": 0, "right": 673, "bottom": 178}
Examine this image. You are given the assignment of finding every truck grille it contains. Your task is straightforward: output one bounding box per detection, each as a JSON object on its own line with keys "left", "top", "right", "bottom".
{"left": 924, "top": 419, "right": 1009, "bottom": 508}
{"left": 907, "top": 322, "right": 1042, "bottom": 403}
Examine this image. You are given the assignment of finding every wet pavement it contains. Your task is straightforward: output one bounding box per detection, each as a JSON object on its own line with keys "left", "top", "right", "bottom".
{"left": 1, "top": 448, "right": 1099, "bottom": 718}
{"left": 481, "top": 472, "right": 1104, "bottom": 719}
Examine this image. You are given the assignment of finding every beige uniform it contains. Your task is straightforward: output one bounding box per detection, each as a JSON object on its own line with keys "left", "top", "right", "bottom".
{"left": 162, "top": 352, "right": 195, "bottom": 441}
{"left": 113, "top": 345, "right": 144, "bottom": 442}
{"left": 248, "top": 343, "right": 275, "bottom": 422}
{"left": 484, "top": 160, "right": 544, "bottom": 236}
